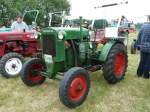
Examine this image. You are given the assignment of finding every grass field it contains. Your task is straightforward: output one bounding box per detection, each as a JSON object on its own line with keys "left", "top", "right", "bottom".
{"left": 0, "top": 33, "right": 150, "bottom": 112}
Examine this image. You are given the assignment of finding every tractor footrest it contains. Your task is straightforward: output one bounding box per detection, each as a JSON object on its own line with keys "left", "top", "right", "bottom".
{"left": 85, "top": 65, "right": 102, "bottom": 72}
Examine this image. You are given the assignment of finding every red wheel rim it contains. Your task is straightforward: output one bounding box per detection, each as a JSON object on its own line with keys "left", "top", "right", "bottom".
{"left": 114, "top": 52, "right": 125, "bottom": 77}
{"left": 69, "top": 75, "right": 87, "bottom": 101}
{"left": 27, "top": 64, "right": 44, "bottom": 83}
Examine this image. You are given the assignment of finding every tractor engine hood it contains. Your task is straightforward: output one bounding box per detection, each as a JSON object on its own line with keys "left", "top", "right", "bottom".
{"left": 42, "top": 27, "right": 89, "bottom": 40}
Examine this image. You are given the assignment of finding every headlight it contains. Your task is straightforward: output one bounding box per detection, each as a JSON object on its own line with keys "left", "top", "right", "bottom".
{"left": 89, "top": 31, "right": 94, "bottom": 36}
{"left": 58, "top": 31, "right": 65, "bottom": 39}
{"left": 34, "top": 35, "right": 38, "bottom": 39}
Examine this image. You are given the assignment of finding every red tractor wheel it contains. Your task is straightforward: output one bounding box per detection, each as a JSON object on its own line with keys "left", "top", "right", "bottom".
{"left": 20, "top": 58, "right": 46, "bottom": 87}
{"left": 103, "top": 44, "right": 128, "bottom": 84}
{"left": 114, "top": 52, "right": 126, "bottom": 77}
{"left": 59, "top": 67, "right": 90, "bottom": 108}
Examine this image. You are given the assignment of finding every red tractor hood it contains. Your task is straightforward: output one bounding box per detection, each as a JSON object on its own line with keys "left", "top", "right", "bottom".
{"left": 0, "top": 31, "right": 32, "bottom": 36}
{"left": 0, "top": 31, "right": 36, "bottom": 41}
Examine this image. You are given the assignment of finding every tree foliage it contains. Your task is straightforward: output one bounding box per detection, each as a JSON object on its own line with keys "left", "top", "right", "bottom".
{"left": 0, "top": 0, "right": 70, "bottom": 27}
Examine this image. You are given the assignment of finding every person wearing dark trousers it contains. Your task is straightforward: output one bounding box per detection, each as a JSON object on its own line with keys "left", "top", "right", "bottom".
{"left": 137, "top": 52, "right": 150, "bottom": 78}
{"left": 136, "top": 15, "right": 150, "bottom": 78}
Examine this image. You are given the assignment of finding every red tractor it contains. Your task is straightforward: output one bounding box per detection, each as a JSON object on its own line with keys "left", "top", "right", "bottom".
{"left": 0, "top": 10, "right": 40, "bottom": 78}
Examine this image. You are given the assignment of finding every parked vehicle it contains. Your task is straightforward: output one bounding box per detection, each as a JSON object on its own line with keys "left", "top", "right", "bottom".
{"left": 20, "top": 11, "right": 128, "bottom": 108}
{"left": 131, "top": 39, "right": 137, "bottom": 54}
{"left": 0, "top": 10, "right": 40, "bottom": 78}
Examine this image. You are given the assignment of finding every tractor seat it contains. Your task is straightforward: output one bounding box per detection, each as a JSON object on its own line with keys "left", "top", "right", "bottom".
{"left": 90, "top": 29, "right": 107, "bottom": 44}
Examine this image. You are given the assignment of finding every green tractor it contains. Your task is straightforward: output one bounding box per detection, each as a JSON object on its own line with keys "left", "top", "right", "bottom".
{"left": 20, "top": 11, "right": 128, "bottom": 108}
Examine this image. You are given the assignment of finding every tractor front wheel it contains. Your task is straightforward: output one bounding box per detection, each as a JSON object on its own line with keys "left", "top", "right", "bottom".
{"left": 0, "top": 53, "right": 24, "bottom": 78}
{"left": 20, "top": 58, "right": 46, "bottom": 87}
{"left": 103, "top": 44, "right": 128, "bottom": 84}
{"left": 59, "top": 67, "right": 90, "bottom": 108}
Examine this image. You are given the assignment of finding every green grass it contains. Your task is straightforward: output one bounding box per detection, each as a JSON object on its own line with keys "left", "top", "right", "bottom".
{"left": 0, "top": 33, "right": 150, "bottom": 112}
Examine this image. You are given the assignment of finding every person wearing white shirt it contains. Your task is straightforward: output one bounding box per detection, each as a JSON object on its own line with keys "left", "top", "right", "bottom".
{"left": 11, "top": 15, "right": 29, "bottom": 32}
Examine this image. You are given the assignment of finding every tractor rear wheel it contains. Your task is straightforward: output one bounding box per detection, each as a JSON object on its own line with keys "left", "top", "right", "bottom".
{"left": 103, "top": 44, "right": 128, "bottom": 84}
{"left": 59, "top": 67, "right": 90, "bottom": 108}
{"left": 20, "top": 58, "right": 46, "bottom": 87}
{"left": 0, "top": 53, "right": 24, "bottom": 78}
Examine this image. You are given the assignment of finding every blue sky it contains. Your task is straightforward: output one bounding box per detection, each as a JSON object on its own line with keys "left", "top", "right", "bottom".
{"left": 69, "top": 0, "right": 150, "bottom": 23}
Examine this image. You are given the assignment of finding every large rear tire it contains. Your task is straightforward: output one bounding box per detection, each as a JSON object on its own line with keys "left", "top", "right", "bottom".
{"left": 20, "top": 58, "right": 46, "bottom": 87}
{"left": 59, "top": 67, "right": 90, "bottom": 108}
{"left": 103, "top": 43, "right": 128, "bottom": 84}
{"left": 0, "top": 53, "right": 24, "bottom": 78}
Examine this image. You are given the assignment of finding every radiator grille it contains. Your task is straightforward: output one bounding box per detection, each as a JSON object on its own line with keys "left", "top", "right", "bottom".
{"left": 42, "top": 36, "right": 56, "bottom": 56}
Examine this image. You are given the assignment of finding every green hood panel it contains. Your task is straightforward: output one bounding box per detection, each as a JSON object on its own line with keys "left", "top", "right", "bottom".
{"left": 42, "top": 27, "right": 89, "bottom": 40}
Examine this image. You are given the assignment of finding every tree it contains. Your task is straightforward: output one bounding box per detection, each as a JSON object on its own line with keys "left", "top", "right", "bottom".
{"left": 0, "top": 0, "right": 70, "bottom": 27}
{"left": 0, "top": 0, "right": 10, "bottom": 26}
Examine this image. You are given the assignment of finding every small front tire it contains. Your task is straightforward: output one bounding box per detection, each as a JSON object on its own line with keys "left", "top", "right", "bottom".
{"left": 0, "top": 53, "right": 24, "bottom": 78}
{"left": 59, "top": 67, "right": 90, "bottom": 108}
{"left": 131, "top": 40, "right": 136, "bottom": 54}
{"left": 20, "top": 58, "right": 46, "bottom": 87}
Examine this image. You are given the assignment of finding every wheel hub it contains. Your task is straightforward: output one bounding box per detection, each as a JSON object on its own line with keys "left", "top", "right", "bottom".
{"left": 77, "top": 84, "right": 83, "bottom": 90}
{"left": 5, "top": 58, "right": 22, "bottom": 76}
{"left": 69, "top": 75, "right": 87, "bottom": 101}
{"left": 12, "top": 64, "right": 16, "bottom": 69}
{"left": 27, "top": 64, "right": 44, "bottom": 83}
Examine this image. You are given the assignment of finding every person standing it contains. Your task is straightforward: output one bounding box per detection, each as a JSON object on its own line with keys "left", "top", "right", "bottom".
{"left": 136, "top": 15, "right": 150, "bottom": 78}
{"left": 11, "top": 14, "right": 28, "bottom": 32}
{"left": 120, "top": 15, "right": 128, "bottom": 26}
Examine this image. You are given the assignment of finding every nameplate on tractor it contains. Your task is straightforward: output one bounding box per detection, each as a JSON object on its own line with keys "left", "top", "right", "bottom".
{"left": 44, "top": 54, "right": 53, "bottom": 63}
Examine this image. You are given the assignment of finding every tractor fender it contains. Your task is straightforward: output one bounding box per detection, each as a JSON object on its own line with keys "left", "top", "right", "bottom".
{"left": 99, "top": 40, "right": 116, "bottom": 62}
